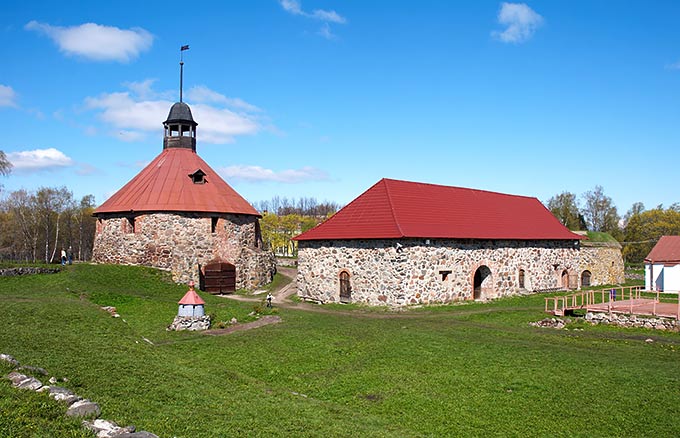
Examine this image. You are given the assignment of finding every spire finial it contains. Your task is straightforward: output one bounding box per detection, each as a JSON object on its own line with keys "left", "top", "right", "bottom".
{"left": 179, "top": 45, "right": 190, "bottom": 103}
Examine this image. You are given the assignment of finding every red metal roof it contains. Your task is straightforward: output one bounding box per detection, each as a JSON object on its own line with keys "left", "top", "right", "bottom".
{"left": 645, "top": 236, "right": 680, "bottom": 264}
{"left": 178, "top": 287, "right": 206, "bottom": 305}
{"left": 294, "top": 178, "right": 583, "bottom": 241}
{"left": 94, "top": 148, "right": 259, "bottom": 216}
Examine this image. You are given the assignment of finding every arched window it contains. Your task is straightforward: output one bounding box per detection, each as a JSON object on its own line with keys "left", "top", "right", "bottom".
{"left": 519, "top": 269, "right": 525, "bottom": 289}
{"left": 581, "top": 270, "right": 591, "bottom": 287}
{"left": 561, "top": 270, "right": 570, "bottom": 289}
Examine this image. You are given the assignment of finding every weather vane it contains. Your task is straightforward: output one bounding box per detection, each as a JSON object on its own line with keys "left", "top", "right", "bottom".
{"left": 179, "top": 44, "right": 190, "bottom": 102}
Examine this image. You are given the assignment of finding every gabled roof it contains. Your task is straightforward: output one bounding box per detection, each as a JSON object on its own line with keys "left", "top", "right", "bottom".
{"left": 94, "top": 148, "right": 259, "bottom": 216}
{"left": 294, "top": 178, "right": 582, "bottom": 241}
{"left": 645, "top": 236, "right": 680, "bottom": 264}
{"left": 178, "top": 288, "right": 205, "bottom": 305}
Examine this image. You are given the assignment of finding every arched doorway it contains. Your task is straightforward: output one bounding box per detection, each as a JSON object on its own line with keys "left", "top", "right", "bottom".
{"left": 581, "top": 270, "right": 591, "bottom": 287}
{"left": 561, "top": 270, "right": 570, "bottom": 289}
{"left": 519, "top": 269, "right": 526, "bottom": 289}
{"left": 339, "top": 271, "right": 352, "bottom": 303}
{"left": 473, "top": 265, "right": 493, "bottom": 300}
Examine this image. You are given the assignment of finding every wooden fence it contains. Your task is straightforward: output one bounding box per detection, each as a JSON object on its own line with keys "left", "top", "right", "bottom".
{"left": 545, "top": 286, "right": 680, "bottom": 320}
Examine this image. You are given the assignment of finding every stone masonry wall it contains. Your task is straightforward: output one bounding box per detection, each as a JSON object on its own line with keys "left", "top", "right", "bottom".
{"left": 297, "top": 239, "right": 581, "bottom": 306}
{"left": 579, "top": 244, "right": 625, "bottom": 286}
{"left": 92, "top": 212, "right": 275, "bottom": 289}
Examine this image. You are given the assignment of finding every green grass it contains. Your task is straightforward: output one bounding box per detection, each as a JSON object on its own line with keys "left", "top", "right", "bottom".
{"left": 1, "top": 264, "right": 680, "bottom": 437}
{"left": 585, "top": 231, "right": 619, "bottom": 243}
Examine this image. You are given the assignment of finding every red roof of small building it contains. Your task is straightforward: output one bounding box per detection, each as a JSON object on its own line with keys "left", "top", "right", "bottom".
{"left": 94, "top": 148, "right": 259, "bottom": 216}
{"left": 645, "top": 236, "right": 680, "bottom": 264}
{"left": 178, "top": 287, "right": 205, "bottom": 305}
{"left": 294, "top": 178, "right": 582, "bottom": 241}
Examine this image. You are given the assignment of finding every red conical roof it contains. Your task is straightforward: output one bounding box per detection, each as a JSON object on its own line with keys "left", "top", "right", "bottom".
{"left": 178, "top": 287, "right": 205, "bottom": 305}
{"left": 294, "top": 178, "right": 583, "bottom": 241}
{"left": 94, "top": 148, "right": 259, "bottom": 216}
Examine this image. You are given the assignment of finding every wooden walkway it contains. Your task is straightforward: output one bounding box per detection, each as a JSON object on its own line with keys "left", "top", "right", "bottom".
{"left": 545, "top": 286, "right": 680, "bottom": 320}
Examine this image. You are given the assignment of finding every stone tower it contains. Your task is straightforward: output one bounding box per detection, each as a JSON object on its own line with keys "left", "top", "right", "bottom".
{"left": 91, "top": 95, "right": 275, "bottom": 290}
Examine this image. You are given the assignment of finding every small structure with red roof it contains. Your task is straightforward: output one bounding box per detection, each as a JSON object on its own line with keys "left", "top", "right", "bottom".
{"left": 178, "top": 281, "right": 206, "bottom": 317}
{"left": 92, "top": 95, "right": 275, "bottom": 290}
{"left": 645, "top": 236, "right": 680, "bottom": 292}
{"left": 294, "top": 178, "right": 620, "bottom": 306}
{"left": 168, "top": 281, "right": 211, "bottom": 331}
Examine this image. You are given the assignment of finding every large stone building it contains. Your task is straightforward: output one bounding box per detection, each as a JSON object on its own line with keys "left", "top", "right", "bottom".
{"left": 294, "top": 178, "right": 624, "bottom": 306}
{"left": 92, "top": 101, "right": 275, "bottom": 290}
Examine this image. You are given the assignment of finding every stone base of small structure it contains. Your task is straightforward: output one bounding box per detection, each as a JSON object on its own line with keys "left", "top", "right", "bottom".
{"left": 167, "top": 315, "right": 211, "bottom": 331}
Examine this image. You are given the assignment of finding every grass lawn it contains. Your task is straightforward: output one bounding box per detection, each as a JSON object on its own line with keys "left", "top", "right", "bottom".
{"left": 1, "top": 264, "right": 679, "bottom": 437}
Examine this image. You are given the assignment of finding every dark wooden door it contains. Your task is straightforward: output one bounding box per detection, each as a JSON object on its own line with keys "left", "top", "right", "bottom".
{"left": 339, "top": 271, "right": 351, "bottom": 303}
{"left": 203, "top": 261, "right": 236, "bottom": 293}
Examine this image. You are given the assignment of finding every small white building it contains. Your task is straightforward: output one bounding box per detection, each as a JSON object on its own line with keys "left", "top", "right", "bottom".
{"left": 645, "top": 236, "right": 680, "bottom": 292}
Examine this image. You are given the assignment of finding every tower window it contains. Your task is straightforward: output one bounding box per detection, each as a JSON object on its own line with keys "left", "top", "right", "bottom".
{"left": 124, "top": 216, "right": 136, "bottom": 234}
{"left": 189, "top": 169, "right": 207, "bottom": 184}
{"left": 211, "top": 217, "right": 218, "bottom": 233}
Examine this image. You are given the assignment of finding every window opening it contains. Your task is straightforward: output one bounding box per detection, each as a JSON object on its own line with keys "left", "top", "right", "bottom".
{"left": 581, "top": 270, "right": 591, "bottom": 287}
{"left": 125, "top": 216, "right": 136, "bottom": 234}
{"left": 211, "top": 217, "right": 218, "bottom": 233}
{"left": 189, "top": 169, "right": 207, "bottom": 184}
{"left": 519, "top": 269, "right": 525, "bottom": 289}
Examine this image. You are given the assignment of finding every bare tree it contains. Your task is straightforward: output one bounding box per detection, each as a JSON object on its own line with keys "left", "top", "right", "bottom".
{"left": 0, "top": 151, "right": 12, "bottom": 177}
{"left": 3, "top": 189, "right": 40, "bottom": 261}
{"left": 582, "top": 185, "right": 620, "bottom": 235}
{"left": 35, "top": 187, "right": 73, "bottom": 263}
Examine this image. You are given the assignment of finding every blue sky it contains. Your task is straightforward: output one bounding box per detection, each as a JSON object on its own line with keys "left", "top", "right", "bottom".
{"left": 2, "top": 1, "right": 680, "bottom": 215}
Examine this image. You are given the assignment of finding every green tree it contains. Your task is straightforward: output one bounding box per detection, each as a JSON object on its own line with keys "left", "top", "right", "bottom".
{"left": 623, "top": 206, "right": 680, "bottom": 263}
{"left": 546, "top": 191, "right": 586, "bottom": 230}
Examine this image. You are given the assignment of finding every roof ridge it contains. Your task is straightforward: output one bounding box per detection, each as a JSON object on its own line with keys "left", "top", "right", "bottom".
{"left": 382, "top": 177, "right": 538, "bottom": 200}
{"left": 382, "top": 179, "right": 405, "bottom": 237}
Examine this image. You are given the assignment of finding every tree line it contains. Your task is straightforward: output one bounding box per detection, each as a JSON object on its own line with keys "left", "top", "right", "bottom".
{"left": 252, "top": 196, "right": 341, "bottom": 217}
{"left": 545, "top": 185, "right": 680, "bottom": 263}
{"left": 0, "top": 186, "right": 98, "bottom": 263}
{"left": 253, "top": 197, "right": 342, "bottom": 256}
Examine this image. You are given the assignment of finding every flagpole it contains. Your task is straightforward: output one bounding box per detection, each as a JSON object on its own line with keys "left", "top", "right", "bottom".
{"left": 179, "top": 45, "right": 189, "bottom": 103}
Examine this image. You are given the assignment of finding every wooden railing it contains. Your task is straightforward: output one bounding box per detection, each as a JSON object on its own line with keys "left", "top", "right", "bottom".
{"left": 543, "top": 286, "right": 680, "bottom": 319}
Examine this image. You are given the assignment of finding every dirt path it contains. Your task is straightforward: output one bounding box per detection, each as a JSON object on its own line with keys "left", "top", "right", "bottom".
{"left": 204, "top": 315, "right": 282, "bottom": 335}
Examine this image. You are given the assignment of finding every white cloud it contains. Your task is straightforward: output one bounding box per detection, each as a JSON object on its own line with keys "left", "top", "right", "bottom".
{"left": 84, "top": 82, "right": 262, "bottom": 144}
{"left": 7, "top": 148, "right": 74, "bottom": 171}
{"left": 187, "top": 86, "right": 261, "bottom": 112}
{"left": 492, "top": 2, "right": 544, "bottom": 44}
{"left": 191, "top": 104, "right": 259, "bottom": 144}
{"left": 0, "top": 85, "right": 18, "bottom": 107}
{"left": 278, "top": 0, "right": 346, "bottom": 37}
{"left": 219, "top": 165, "right": 329, "bottom": 183}
{"left": 25, "top": 21, "right": 153, "bottom": 62}
{"left": 666, "top": 61, "right": 680, "bottom": 70}
{"left": 311, "top": 9, "right": 346, "bottom": 24}
{"left": 317, "top": 23, "right": 335, "bottom": 40}
{"left": 280, "top": 0, "right": 303, "bottom": 15}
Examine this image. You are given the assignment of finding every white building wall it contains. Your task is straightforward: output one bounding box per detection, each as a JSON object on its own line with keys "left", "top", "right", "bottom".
{"left": 645, "top": 263, "right": 665, "bottom": 291}
{"left": 663, "top": 265, "right": 680, "bottom": 292}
